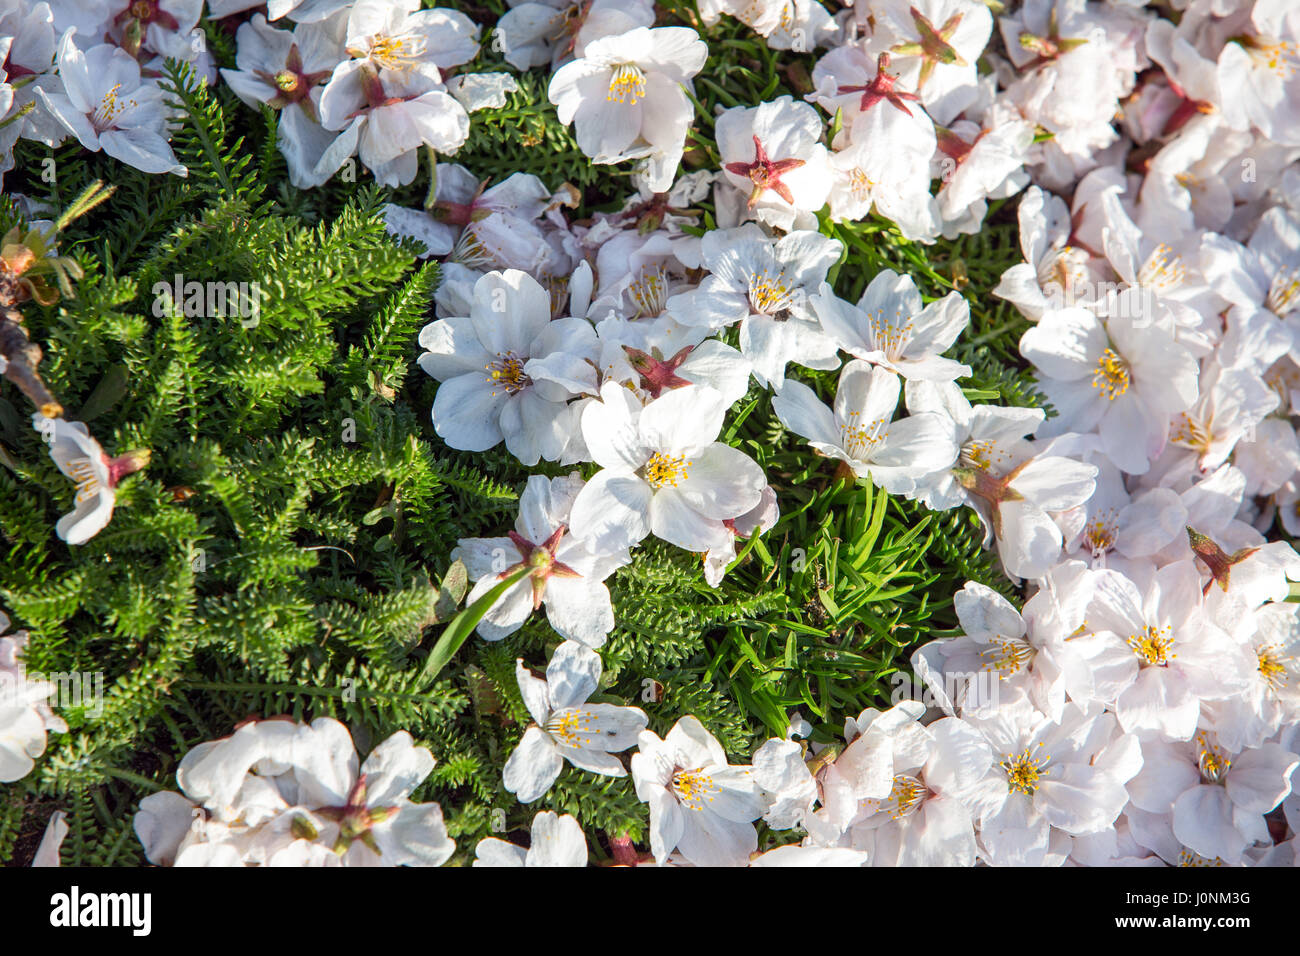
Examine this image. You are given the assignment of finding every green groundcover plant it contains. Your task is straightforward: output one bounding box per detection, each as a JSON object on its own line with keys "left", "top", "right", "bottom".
{"left": 1, "top": 0, "right": 1299, "bottom": 868}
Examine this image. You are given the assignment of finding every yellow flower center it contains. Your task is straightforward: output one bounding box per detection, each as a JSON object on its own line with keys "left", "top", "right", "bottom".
{"left": 274, "top": 70, "right": 301, "bottom": 93}
{"left": 357, "top": 33, "right": 428, "bottom": 70}
{"left": 1197, "top": 733, "right": 1231, "bottom": 784}
{"left": 882, "top": 774, "right": 927, "bottom": 819}
{"left": 544, "top": 709, "right": 595, "bottom": 747}
{"left": 847, "top": 168, "right": 875, "bottom": 200}
{"left": 981, "top": 635, "right": 1035, "bottom": 677}
{"left": 1178, "top": 849, "right": 1227, "bottom": 867}
{"left": 960, "top": 438, "right": 1006, "bottom": 472}
{"left": 629, "top": 267, "right": 668, "bottom": 317}
{"left": 1083, "top": 510, "right": 1118, "bottom": 555}
{"left": 453, "top": 226, "right": 498, "bottom": 269}
{"left": 1128, "top": 624, "right": 1175, "bottom": 666}
{"left": 747, "top": 270, "right": 795, "bottom": 315}
{"left": 1170, "top": 412, "right": 1214, "bottom": 452}
{"left": 778, "top": 0, "right": 795, "bottom": 32}
{"left": 672, "top": 769, "right": 719, "bottom": 810}
{"left": 1002, "top": 745, "right": 1050, "bottom": 795}
{"left": 486, "top": 353, "right": 531, "bottom": 395}
{"left": 1267, "top": 268, "right": 1300, "bottom": 316}
{"left": 1250, "top": 38, "right": 1299, "bottom": 79}
{"left": 1091, "top": 348, "right": 1131, "bottom": 401}
{"left": 840, "top": 410, "right": 888, "bottom": 460}
{"left": 607, "top": 63, "right": 647, "bottom": 104}
{"left": 1138, "top": 242, "right": 1186, "bottom": 294}
{"left": 66, "top": 457, "right": 103, "bottom": 505}
{"left": 92, "top": 83, "right": 136, "bottom": 130}
{"left": 868, "top": 308, "right": 914, "bottom": 358}
{"left": 644, "top": 452, "right": 690, "bottom": 488}
{"left": 1257, "top": 645, "right": 1289, "bottom": 690}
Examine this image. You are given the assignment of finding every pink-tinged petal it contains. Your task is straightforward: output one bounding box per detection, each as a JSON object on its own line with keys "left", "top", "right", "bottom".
{"left": 649, "top": 488, "right": 730, "bottom": 552}
{"left": 417, "top": 315, "right": 493, "bottom": 380}
{"left": 133, "top": 792, "right": 198, "bottom": 866}
{"left": 835, "top": 360, "right": 901, "bottom": 426}
{"left": 1010, "top": 456, "right": 1097, "bottom": 512}
{"left": 646, "top": 790, "right": 684, "bottom": 864}
{"left": 674, "top": 809, "right": 757, "bottom": 866}
{"left": 998, "top": 500, "right": 1064, "bottom": 581}
{"left": 1127, "top": 742, "right": 1199, "bottom": 814}
{"left": 1116, "top": 667, "right": 1200, "bottom": 741}
{"left": 664, "top": 715, "right": 728, "bottom": 769}
{"left": 99, "top": 127, "right": 187, "bottom": 177}
{"left": 32, "top": 810, "right": 68, "bottom": 867}
{"left": 1225, "top": 743, "right": 1299, "bottom": 814}
{"left": 558, "top": 747, "right": 626, "bottom": 777}
{"left": 32, "top": 90, "right": 100, "bottom": 150}
{"left": 376, "top": 803, "right": 455, "bottom": 866}
{"left": 872, "top": 412, "right": 960, "bottom": 473}
{"left": 474, "top": 574, "right": 534, "bottom": 640}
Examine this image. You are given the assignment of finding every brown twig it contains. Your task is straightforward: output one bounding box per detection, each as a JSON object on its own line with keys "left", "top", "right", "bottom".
{"left": 0, "top": 304, "right": 63, "bottom": 418}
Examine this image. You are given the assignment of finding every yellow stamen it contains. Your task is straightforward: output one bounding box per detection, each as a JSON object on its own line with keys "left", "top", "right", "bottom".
{"left": 981, "top": 635, "right": 1035, "bottom": 677}
{"left": 1197, "top": 732, "right": 1231, "bottom": 783}
{"left": 1083, "top": 509, "right": 1118, "bottom": 555}
{"left": 66, "top": 457, "right": 102, "bottom": 505}
{"left": 356, "top": 33, "right": 428, "bottom": 70}
{"left": 847, "top": 167, "right": 875, "bottom": 200}
{"left": 672, "top": 769, "right": 718, "bottom": 810}
{"left": 544, "top": 709, "right": 596, "bottom": 747}
{"left": 867, "top": 307, "right": 913, "bottom": 358}
{"left": 1091, "top": 348, "right": 1131, "bottom": 400}
{"left": 1128, "top": 624, "right": 1174, "bottom": 666}
{"left": 644, "top": 452, "right": 690, "bottom": 488}
{"left": 882, "top": 774, "right": 927, "bottom": 819}
{"left": 1138, "top": 242, "right": 1186, "bottom": 294}
{"left": 1001, "top": 744, "right": 1050, "bottom": 795}
{"left": 606, "top": 63, "right": 647, "bottom": 104}
{"left": 840, "top": 410, "right": 888, "bottom": 459}
{"left": 1267, "top": 268, "right": 1300, "bottom": 316}
{"left": 629, "top": 267, "right": 667, "bottom": 318}
{"left": 1257, "top": 645, "right": 1289, "bottom": 690}
{"left": 486, "top": 352, "right": 530, "bottom": 395}
{"left": 747, "top": 270, "right": 794, "bottom": 315}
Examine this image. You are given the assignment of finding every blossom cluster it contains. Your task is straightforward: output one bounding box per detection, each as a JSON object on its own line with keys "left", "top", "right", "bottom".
{"left": 0, "top": 0, "right": 516, "bottom": 187}
{"left": 388, "top": 0, "right": 1300, "bottom": 868}
{"left": 6, "top": 0, "right": 1300, "bottom": 867}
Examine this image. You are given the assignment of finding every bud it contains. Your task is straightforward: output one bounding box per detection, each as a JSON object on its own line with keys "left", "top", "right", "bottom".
{"left": 106, "top": 448, "right": 151, "bottom": 487}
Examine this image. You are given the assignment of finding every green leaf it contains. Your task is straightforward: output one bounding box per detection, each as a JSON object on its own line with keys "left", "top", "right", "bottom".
{"left": 419, "top": 567, "right": 529, "bottom": 686}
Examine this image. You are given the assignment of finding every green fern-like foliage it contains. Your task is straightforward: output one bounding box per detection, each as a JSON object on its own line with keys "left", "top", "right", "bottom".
{"left": 0, "top": 5, "right": 1040, "bottom": 867}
